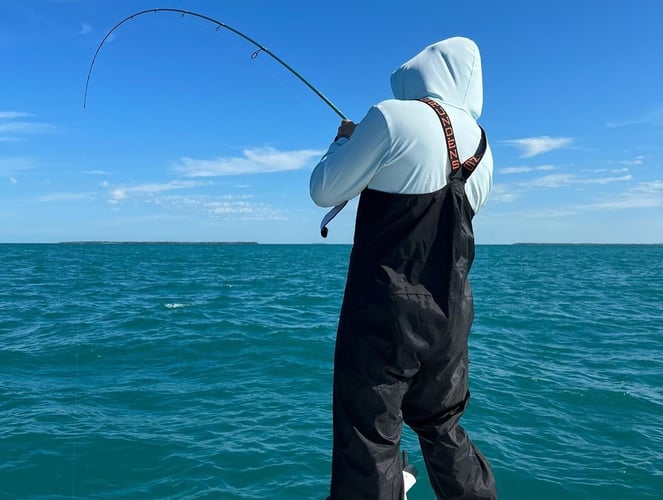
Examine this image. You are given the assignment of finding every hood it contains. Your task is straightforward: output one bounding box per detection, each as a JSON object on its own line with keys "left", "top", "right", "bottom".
{"left": 390, "top": 37, "right": 483, "bottom": 119}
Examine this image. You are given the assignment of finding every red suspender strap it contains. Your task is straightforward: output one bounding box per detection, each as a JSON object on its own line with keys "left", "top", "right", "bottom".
{"left": 418, "top": 97, "right": 487, "bottom": 180}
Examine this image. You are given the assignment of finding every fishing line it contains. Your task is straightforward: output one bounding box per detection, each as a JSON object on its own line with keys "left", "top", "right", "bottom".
{"left": 83, "top": 7, "right": 348, "bottom": 236}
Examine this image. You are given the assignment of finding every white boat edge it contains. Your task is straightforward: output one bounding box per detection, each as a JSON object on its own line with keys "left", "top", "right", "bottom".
{"left": 403, "top": 469, "right": 416, "bottom": 498}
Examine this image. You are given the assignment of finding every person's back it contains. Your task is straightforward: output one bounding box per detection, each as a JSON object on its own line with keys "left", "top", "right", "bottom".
{"left": 310, "top": 37, "right": 492, "bottom": 213}
{"left": 311, "top": 37, "right": 497, "bottom": 500}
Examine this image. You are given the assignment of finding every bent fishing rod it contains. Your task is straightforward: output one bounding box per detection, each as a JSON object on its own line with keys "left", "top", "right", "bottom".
{"left": 84, "top": 7, "right": 348, "bottom": 237}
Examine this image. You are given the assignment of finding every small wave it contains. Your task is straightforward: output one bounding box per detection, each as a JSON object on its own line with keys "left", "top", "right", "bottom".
{"left": 164, "top": 303, "right": 190, "bottom": 309}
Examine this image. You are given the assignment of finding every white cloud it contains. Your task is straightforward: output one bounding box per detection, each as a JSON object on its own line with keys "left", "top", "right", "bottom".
{"left": 206, "top": 200, "right": 285, "bottom": 220}
{"left": 0, "top": 157, "right": 34, "bottom": 177}
{"left": 0, "top": 111, "right": 32, "bottom": 119}
{"left": 498, "top": 165, "right": 556, "bottom": 175}
{"left": 615, "top": 155, "right": 645, "bottom": 166}
{"left": 581, "top": 175, "right": 632, "bottom": 185}
{"left": 37, "top": 192, "right": 96, "bottom": 202}
{"left": 637, "top": 180, "right": 663, "bottom": 192}
{"left": 81, "top": 169, "right": 110, "bottom": 175}
{"left": 522, "top": 208, "right": 580, "bottom": 218}
{"left": 503, "top": 136, "right": 573, "bottom": 158}
{"left": 521, "top": 173, "right": 575, "bottom": 188}
{"left": 0, "top": 112, "right": 55, "bottom": 141}
{"left": 174, "top": 147, "right": 324, "bottom": 177}
{"left": 109, "top": 190, "right": 127, "bottom": 203}
{"left": 78, "top": 23, "right": 92, "bottom": 35}
{"left": 107, "top": 180, "right": 200, "bottom": 204}
{"left": 0, "top": 121, "right": 54, "bottom": 134}
{"left": 151, "top": 193, "right": 285, "bottom": 221}
{"left": 585, "top": 168, "right": 630, "bottom": 175}
{"left": 9, "top": 177, "right": 17, "bottom": 185}
{"left": 489, "top": 184, "right": 521, "bottom": 202}
{"left": 519, "top": 173, "right": 632, "bottom": 189}
{"left": 605, "top": 108, "right": 663, "bottom": 128}
{"left": 580, "top": 180, "right": 663, "bottom": 210}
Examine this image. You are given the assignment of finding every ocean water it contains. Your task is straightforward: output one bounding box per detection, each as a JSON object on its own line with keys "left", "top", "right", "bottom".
{"left": 0, "top": 243, "right": 661, "bottom": 499}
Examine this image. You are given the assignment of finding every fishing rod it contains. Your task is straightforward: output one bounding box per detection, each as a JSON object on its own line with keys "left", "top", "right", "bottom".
{"left": 84, "top": 7, "right": 348, "bottom": 237}
{"left": 83, "top": 8, "right": 346, "bottom": 119}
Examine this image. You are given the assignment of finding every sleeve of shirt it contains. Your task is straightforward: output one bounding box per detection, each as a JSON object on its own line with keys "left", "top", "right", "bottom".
{"left": 309, "top": 106, "right": 391, "bottom": 207}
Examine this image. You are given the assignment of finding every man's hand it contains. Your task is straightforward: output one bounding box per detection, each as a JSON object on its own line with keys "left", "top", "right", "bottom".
{"left": 334, "top": 120, "right": 356, "bottom": 141}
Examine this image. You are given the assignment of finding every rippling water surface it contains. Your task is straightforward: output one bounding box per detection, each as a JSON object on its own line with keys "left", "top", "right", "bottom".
{"left": 1, "top": 243, "right": 661, "bottom": 499}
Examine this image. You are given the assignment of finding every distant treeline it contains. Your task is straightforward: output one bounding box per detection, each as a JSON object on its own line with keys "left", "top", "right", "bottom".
{"left": 58, "top": 241, "right": 260, "bottom": 245}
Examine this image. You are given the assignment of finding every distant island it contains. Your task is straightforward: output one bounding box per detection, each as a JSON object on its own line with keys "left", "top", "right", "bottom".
{"left": 11, "top": 241, "right": 656, "bottom": 246}
{"left": 57, "top": 241, "right": 259, "bottom": 245}
{"left": 512, "top": 242, "right": 662, "bottom": 246}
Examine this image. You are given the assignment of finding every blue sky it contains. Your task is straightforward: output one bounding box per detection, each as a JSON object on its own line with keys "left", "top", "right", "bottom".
{"left": 1, "top": 0, "right": 661, "bottom": 244}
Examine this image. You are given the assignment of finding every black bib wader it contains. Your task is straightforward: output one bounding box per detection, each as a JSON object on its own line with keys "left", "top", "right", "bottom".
{"left": 329, "top": 99, "right": 497, "bottom": 500}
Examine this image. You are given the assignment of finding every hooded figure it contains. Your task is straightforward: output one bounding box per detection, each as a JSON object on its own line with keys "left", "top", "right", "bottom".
{"left": 311, "top": 37, "right": 497, "bottom": 500}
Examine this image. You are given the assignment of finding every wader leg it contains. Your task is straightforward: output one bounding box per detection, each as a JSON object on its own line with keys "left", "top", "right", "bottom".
{"left": 403, "top": 348, "right": 496, "bottom": 499}
{"left": 328, "top": 315, "right": 409, "bottom": 500}
{"left": 407, "top": 399, "right": 496, "bottom": 499}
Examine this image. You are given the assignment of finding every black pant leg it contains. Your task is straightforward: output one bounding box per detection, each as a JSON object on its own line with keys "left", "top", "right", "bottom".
{"left": 329, "top": 299, "right": 416, "bottom": 500}
{"left": 402, "top": 296, "right": 497, "bottom": 500}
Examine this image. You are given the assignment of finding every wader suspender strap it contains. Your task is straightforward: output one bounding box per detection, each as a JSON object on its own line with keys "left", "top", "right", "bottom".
{"left": 418, "top": 97, "right": 487, "bottom": 181}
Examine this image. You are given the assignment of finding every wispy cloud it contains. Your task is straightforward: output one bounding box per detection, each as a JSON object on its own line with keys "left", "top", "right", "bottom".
{"left": 174, "top": 147, "right": 324, "bottom": 177}
{"left": 521, "top": 174, "right": 575, "bottom": 188}
{"left": 503, "top": 136, "right": 573, "bottom": 158}
{"left": 519, "top": 173, "right": 632, "bottom": 189}
{"left": 0, "top": 157, "right": 34, "bottom": 178}
{"left": 81, "top": 169, "right": 110, "bottom": 175}
{"left": 0, "top": 111, "right": 32, "bottom": 119}
{"left": 613, "top": 155, "right": 645, "bottom": 166}
{"left": 489, "top": 184, "right": 521, "bottom": 203}
{"left": 581, "top": 175, "right": 632, "bottom": 185}
{"left": 0, "top": 111, "right": 55, "bottom": 141}
{"left": 522, "top": 208, "right": 580, "bottom": 218}
{"left": 206, "top": 199, "right": 285, "bottom": 220}
{"left": 498, "top": 165, "right": 556, "bottom": 175}
{"left": 0, "top": 122, "right": 54, "bottom": 134}
{"left": 107, "top": 180, "right": 200, "bottom": 204}
{"left": 580, "top": 180, "right": 663, "bottom": 210}
{"left": 37, "top": 191, "right": 96, "bottom": 202}
{"left": 78, "top": 23, "right": 92, "bottom": 35}
{"left": 487, "top": 180, "right": 661, "bottom": 217}
{"left": 101, "top": 178, "right": 284, "bottom": 221}
{"left": 153, "top": 193, "right": 285, "bottom": 221}
{"left": 605, "top": 107, "right": 663, "bottom": 128}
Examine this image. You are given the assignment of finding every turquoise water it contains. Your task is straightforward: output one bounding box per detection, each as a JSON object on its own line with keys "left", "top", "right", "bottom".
{"left": 1, "top": 243, "right": 661, "bottom": 499}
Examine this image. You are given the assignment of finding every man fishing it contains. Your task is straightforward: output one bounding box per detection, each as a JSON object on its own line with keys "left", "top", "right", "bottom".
{"left": 310, "top": 37, "right": 497, "bottom": 499}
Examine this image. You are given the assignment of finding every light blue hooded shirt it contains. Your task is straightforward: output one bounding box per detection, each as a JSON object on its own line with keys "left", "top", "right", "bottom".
{"left": 310, "top": 37, "right": 493, "bottom": 214}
